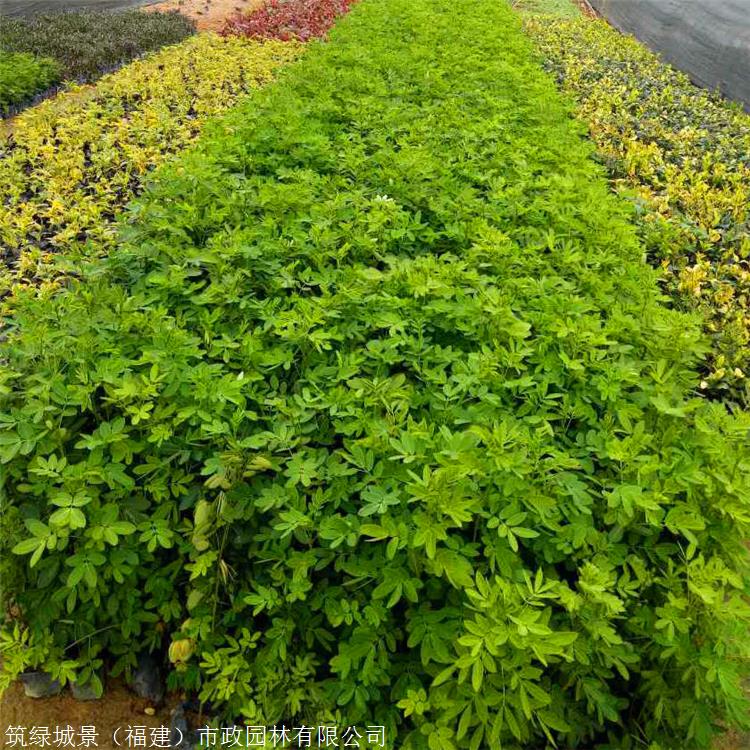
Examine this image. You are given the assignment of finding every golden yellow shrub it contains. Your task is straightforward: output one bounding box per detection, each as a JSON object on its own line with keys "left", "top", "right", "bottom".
{"left": 0, "top": 33, "right": 301, "bottom": 299}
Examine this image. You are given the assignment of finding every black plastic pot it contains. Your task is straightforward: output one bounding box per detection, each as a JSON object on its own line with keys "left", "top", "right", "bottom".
{"left": 70, "top": 679, "right": 101, "bottom": 701}
{"left": 19, "top": 671, "right": 62, "bottom": 698}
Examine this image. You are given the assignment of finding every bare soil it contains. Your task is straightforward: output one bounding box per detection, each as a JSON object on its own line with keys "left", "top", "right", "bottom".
{"left": 573, "top": 0, "right": 598, "bottom": 18}
{"left": 2, "top": 678, "right": 748, "bottom": 749}
{"left": 144, "top": 0, "right": 263, "bottom": 31}
{"left": 0, "top": 680, "right": 185, "bottom": 749}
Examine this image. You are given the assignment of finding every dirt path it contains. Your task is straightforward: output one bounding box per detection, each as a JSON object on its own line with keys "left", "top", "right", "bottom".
{"left": 144, "top": 0, "right": 263, "bottom": 31}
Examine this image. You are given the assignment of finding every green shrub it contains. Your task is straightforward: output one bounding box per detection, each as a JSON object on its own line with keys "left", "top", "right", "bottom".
{"left": 0, "top": 50, "right": 59, "bottom": 115}
{"left": 512, "top": 0, "right": 579, "bottom": 17}
{"left": 0, "top": 34, "right": 301, "bottom": 299}
{"left": 524, "top": 16, "right": 750, "bottom": 407}
{"left": 0, "top": 9, "right": 195, "bottom": 84}
{"left": 1, "top": 0, "right": 749, "bottom": 747}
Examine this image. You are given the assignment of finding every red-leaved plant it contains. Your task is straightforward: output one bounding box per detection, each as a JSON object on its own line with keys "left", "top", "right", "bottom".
{"left": 221, "top": 0, "right": 358, "bottom": 41}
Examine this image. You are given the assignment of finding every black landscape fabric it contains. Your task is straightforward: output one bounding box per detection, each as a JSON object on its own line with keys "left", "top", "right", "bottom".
{"left": 589, "top": 0, "right": 750, "bottom": 110}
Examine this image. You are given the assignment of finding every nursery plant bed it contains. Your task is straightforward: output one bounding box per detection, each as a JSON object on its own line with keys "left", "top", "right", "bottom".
{"left": 2, "top": 0, "right": 748, "bottom": 747}
{"left": 0, "top": 9, "right": 195, "bottom": 89}
{"left": 0, "top": 50, "right": 60, "bottom": 116}
{"left": 0, "top": 33, "right": 301, "bottom": 298}
{"left": 524, "top": 13, "right": 750, "bottom": 406}
{"left": 0, "top": 0, "right": 162, "bottom": 14}
{"left": 222, "top": 0, "right": 358, "bottom": 40}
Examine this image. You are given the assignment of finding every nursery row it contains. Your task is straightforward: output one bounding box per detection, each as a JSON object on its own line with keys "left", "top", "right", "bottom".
{"left": 223, "top": 0, "right": 358, "bottom": 41}
{"left": 524, "top": 15, "right": 750, "bottom": 406}
{"left": 0, "top": 51, "right": 59, "bottom": 115}
{"left": 0, "top": 9, "right": 195, "bottom": 113}
{"left": 0, "top": 34, "right": 301, "bottom": 300}
{"left": 1, "top": 0, "right": 749, "bottom": 747}
{"left": 514, "top": 0, "right": 579, "bottom": 17}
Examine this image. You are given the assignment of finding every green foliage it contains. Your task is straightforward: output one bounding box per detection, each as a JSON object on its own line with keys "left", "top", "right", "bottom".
{"left": 0, "top": 51, "right": 59, "bottom": 115}
{"left": 524, "top": 15, "right": 750, "bottom": 406}
{"left": 0, "top": 10, "right": 195, "bottom": 84}
{"left": 511, "top": 0, "right": 579, "bottom": 17}
{"left": 1, "top": 0, "right": 749, "bottom": 747}
{"left": 0, "top": 34, "right": 301, "bottom": 299}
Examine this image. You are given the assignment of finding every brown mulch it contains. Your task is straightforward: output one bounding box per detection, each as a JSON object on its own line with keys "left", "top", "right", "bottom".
{"left": 143, "top": 0, "right": 264, "bottom": 31}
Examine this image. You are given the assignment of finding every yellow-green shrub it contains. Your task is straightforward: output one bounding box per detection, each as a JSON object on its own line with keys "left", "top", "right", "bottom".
{"left": 0, "top": 33, "right": 301, "bottom": 300}
{"left": 2, "top": 0, "right": 749, "bottom": 745}
{"left": 524, "top": 16, "right": 750, "bottom": 405}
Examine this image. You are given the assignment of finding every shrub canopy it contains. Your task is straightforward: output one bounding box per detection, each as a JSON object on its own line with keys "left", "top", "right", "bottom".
{"left": 0, "top": 9, "right": 195, "bottom": 83}
{"left": 1, "top": 0, "right": 749, "bottom": 747}
{"left": 222, "top": 0, "right": 357, "bottom": 41}
{"left": 0, "top": 34, "right": 300, "bottom": 298}
{"left": 525, "top": 15, "right": 750, "bottom": 406}
{"left": 0, "top": 51, "right": 59, "bottom": 115}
